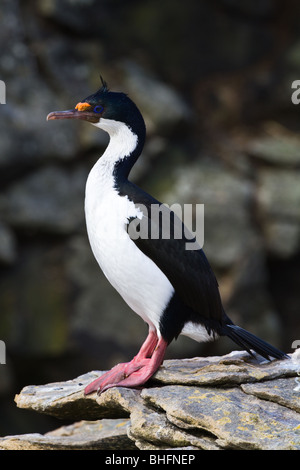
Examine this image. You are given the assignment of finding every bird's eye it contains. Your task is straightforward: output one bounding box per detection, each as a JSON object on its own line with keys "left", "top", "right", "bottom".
{"left": 94, "top": 105, "right": 103, "bottom": 113}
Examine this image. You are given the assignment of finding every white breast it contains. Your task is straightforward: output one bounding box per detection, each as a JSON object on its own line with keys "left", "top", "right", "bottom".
{"left": 84, "top": 119, "right": 174, "bottom": 333}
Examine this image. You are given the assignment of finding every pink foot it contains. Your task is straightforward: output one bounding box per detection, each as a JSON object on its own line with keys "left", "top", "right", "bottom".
{"left": 84, "top": 331, "right": 167, "bottom": 395}
{"left": 84, "top": 359, "right": 148, "bottom": 395}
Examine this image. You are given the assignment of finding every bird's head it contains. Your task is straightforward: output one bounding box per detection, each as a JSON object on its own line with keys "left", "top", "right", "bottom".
{"left": 47, "top": 78, "right": 145, "bottom": 138}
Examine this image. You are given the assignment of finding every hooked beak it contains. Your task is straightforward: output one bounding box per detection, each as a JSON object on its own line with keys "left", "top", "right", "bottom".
{"left": 47, "top": 109, "right": 100, "bottom": 123}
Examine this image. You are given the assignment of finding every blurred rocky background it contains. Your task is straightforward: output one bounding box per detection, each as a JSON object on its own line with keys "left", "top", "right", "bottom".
{"left": 0, "top": 0, "right": 300, "bottom": 436}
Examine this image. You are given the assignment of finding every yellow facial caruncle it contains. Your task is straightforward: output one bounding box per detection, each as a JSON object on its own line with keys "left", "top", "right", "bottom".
{"left": 75, "top": 102, "right": 91, "bottom": 111}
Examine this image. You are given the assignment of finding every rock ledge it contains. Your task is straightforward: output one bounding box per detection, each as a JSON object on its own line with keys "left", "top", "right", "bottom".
{"left": 1, "top": 351, "right": 299, "bottom": 450}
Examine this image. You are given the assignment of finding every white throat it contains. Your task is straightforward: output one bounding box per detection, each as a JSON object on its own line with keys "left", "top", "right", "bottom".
{"left": 92, "top": 118, "right": 138, "bottom": 171}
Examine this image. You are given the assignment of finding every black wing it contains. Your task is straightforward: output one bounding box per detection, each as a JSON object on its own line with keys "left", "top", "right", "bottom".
{"left": 122, "top": 182, "right": 224, "bottom": 324}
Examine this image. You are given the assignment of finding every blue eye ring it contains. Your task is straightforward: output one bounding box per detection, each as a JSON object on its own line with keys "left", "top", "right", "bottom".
{"left": 94, "top": 105, "right": 103, "bottom": 113}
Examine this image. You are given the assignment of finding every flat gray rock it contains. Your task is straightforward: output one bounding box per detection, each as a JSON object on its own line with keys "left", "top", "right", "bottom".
{"left": 241, "top": 377, "right": 300, "bottom": 413}
{"left": 152, "top": 351, "right": 298, "bottom": 385}
{"left": 14, "top": 371, "right": 141, "bottom": 420}
{"left": 0, "top": 419, "right": 136, "bottom": 450}
{"left": 6, "top": 351, "right": 300, "bottom": 450}
{"left": 142, "top": 384, "right": 300, "bottom": 450}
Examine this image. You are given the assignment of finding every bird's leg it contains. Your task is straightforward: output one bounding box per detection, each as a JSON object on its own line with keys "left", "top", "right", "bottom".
{"left": 130, "top": 329, "right": 158, "bottom": 361}
{"left": 84, "top": 329, "right": 163, "bottom": 395}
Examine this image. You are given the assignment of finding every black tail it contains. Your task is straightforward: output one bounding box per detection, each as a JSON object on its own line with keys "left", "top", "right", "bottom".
{"left": 223, "top": 324, "right": 289, "bottom": 361}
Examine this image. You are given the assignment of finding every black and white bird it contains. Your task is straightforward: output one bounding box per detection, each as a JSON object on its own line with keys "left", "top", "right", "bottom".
{"left": 47, "top": 80, "right": 288, "bottom": 394}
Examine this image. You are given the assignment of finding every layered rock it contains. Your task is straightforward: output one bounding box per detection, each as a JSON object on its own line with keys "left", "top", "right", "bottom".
{"left": 1, "top": 351, "right": 299, "bottom": 450}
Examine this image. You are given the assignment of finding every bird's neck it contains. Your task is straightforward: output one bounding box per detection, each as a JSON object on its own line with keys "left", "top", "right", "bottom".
{"left": 92, "top": 118, "right": 146, "bottom": 186}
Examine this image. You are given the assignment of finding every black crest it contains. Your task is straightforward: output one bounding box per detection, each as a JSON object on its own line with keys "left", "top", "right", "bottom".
{"left": 99, "top": 75, "right": 109, "bottom": 93}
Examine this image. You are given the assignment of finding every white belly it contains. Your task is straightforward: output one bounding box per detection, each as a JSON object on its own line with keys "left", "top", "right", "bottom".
{"left": 85, "top": 173, "right": 174, "bottom": 333}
